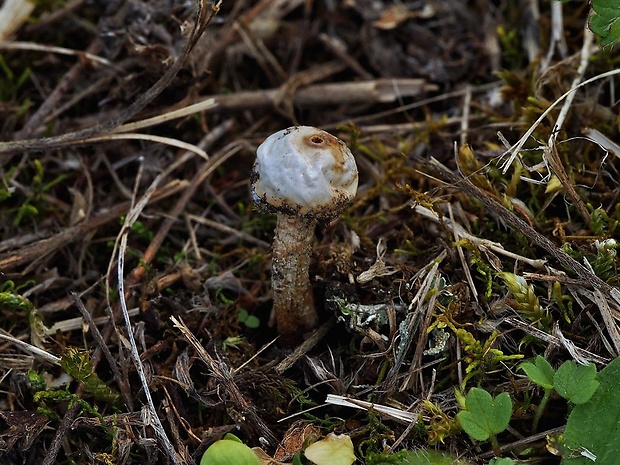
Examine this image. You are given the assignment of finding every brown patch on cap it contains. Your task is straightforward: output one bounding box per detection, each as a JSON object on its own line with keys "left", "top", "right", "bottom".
{"left": 302, "top": 130, "right": 348, "bottom": 175}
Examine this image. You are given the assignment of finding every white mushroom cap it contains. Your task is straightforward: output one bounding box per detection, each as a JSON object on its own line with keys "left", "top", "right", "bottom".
{"left": 251, "top": 126, "right": 358, "bottom": 221}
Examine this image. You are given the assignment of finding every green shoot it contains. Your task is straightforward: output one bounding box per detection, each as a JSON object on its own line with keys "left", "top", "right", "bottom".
{"left": 59, "top": 347, "right": 122, "bottom": 406}
{"left": 519, "top": 356, "right": 555, "bottom": 431}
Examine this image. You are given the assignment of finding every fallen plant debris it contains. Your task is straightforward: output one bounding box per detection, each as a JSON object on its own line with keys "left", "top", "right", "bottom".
{"left": 1, "top": 1, "right": 620, "bottom": 464}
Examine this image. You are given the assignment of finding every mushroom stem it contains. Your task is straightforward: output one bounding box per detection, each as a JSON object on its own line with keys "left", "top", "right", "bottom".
{"left": 271, "top": 214, "right": 318, "bottom": 345}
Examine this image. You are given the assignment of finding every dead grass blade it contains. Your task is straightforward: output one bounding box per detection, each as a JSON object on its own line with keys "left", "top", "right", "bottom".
{"left": 114, "top": 171, "right": 185, "bottom": 465}
{"left": 504, "top": 317, "right": 609, "bottom": 364}
{"left": 0, "top": 331, "right": 60, "bottom": 365}
{"left": 0, "top": 40, "right": 112, "bottom": 66}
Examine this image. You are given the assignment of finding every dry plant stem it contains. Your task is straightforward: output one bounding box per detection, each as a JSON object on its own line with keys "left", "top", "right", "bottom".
{"left": 505, "top": 317, "right": 609, "bottom": 364}
{"left": 117, "top": 191, "right": 183, "bottom": 465}
{"left": 71, "top": 292, "right": 133, "bottom": 409}
{"left": 274, "top": 318, "right": 336, "bottom": 374}
{"left": 477, "top": 426, "right": 564, "bottom": 459}
{"left": 0, "top": 331, "right": 60, "bottom": 364}
{"left": 541, "top": 25, "right": 594, "bottom": 223}
{"left": 196, "top": 78, "right": 436, "bottom": 114}
{"left": 272, "top": 214, "right": 319, "bottom": 346}
{"left": 42, "top": 401, "right": 80, "bottom": 465}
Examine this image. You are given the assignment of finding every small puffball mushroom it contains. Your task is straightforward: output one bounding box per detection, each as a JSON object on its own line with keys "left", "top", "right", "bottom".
{"left": 251, "top": 126, "right": 358, "bottom": 346}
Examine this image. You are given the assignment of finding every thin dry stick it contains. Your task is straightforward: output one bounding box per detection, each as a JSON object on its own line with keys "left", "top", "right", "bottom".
{"left": 44, "top": 306, "right": 140, "bottom": 335}
{"left": 116, "top": 174, "right": 184, "bottom": 465}
{"left": 540, "top": 25, "right": 595, "bottom": 222}
{"left": 185, "top": 214, "right": 270, "bottom": 248}
{"left": 477, "top": 426, "right": 565, "bottom": 459}
{"left": 186, "top": 78, "right": 438, "bottom": 114}
{"left": 540, "top": 0, "right": 568, "bottom": 70}
{"left": 325, "top": 394, "right": 418, "bottom": 424}
{"left": 548, "top": 27, "right": 594, "bottom": 148}
{"left": 406, "top": 276, "right": 441, "bottom": 392}
{"left": 328, "top": 81, "right": 499, "bottom": 130}
{"left": 448, "top": 202, "right": 478, "bottom": 302}
{"left": 504, "top": 318, "right": 609, "bottom": 364}
{"left": 274, "top": 319, "right": 336, "bottom": 374}
{"left": 42, "top": 402, "right": 80, "bottom": 465}
{"left": 460, "top": 86, "right": 472, "bottom": 147}
{"left": 0, "top": 41, "right": 112, "bottom": 66}
{"left": 0, "top": 331, "right": 60, "bottom": 365}
{"left": 110, "top": 99, "right": 218, "bottom": 134}
{"left": 587, "top": 289, "right": 620, "bottom": 356}
{"left": 412, "top": 204, "right": 546, "bottom": 268}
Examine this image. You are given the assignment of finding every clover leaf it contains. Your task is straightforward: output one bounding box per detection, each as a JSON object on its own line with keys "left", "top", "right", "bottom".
{"left": 554, "top": 360, "right": 599, "bottom": 405}
{"left": 457, "top": 388, "right": 512, "bottom": 444}
{"left": 520, "top": 355, "right": 555, "bottom": 390}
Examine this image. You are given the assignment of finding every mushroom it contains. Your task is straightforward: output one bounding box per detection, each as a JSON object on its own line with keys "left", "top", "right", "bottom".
{"left": 251, "top": 126, "right": 358, "bottom": 346}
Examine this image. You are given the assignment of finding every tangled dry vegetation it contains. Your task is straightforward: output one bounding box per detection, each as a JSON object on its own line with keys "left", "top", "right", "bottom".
{"left": 0, "top": 0, "right": 619, "bottom": 464}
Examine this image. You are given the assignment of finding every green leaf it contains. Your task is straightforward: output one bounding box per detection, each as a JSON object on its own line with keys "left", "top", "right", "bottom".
{"left": 562, "top": 357, "right": 620, "bottom": 464}
{"left": 200, "top": 435, "right": 261, "bottom": 465}
{"left": 520, "top": 356, "right": 555, "bottom": 390}
{"left": 588, "top": 0, "right": 620, "bottom": 48}
{"left": 243, "top": 315, "right": 260, "bottom": 329}
{"left": 489, "top": 459, "right": 517, "bottom": 465}
{"left": 554, "top": 361, "right": 599, "bottom": 405}
{"left": 304, "top": 433, "right": 356, "bottom": 465}
{"left": 456, "top": 388, "right": 512, "bottom": 441}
